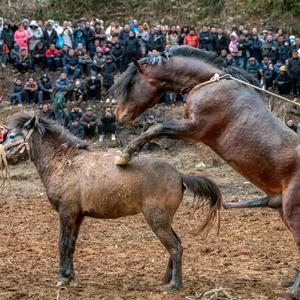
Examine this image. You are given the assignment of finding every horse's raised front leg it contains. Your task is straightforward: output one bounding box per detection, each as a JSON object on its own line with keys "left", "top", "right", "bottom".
{"left": 57, "top": 212, "right": 83, "bottom": 286}
{"left": 282, "top": 171, "right": 300, "bottom": 299}
{"left": 115, "top": 121, "right": 195, "bottom": 165}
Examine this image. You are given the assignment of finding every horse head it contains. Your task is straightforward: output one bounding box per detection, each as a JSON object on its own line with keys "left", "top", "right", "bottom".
{"left": 112, "top": 58, "right": 166, "bottom": 124}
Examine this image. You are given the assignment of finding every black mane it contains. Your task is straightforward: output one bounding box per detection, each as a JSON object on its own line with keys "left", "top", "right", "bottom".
{"left": 9, "top": 113, "right": 89, "bottom": 150}
{"left": 169, "top": 46, "right": 225, "bottom": 69}
{"left": 110, "top": 45, "right": 259, "bottom": 99}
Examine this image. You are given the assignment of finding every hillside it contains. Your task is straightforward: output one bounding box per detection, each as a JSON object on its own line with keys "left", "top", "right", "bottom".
{"left": 1, "top": 0, "right": 300, "bottom": 33}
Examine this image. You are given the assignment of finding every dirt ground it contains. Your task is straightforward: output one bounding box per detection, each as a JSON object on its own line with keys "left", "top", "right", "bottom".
{"left": 0, "top": 140, "right": 298, "bottom": 300}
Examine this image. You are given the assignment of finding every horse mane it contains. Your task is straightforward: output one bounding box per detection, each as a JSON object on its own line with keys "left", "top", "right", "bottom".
{"left": 110, "top": 45, "right": 259, "bottom": 98}
{"left": 9, "top": 113, "right": 90, "bottom": 150}
{"left": 168, "top": 46, "right": 225, "bottom": 69}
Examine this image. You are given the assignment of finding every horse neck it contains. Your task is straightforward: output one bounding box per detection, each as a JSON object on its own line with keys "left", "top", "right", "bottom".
{"left": 149, "top": 57, "right": 224, "bottom": 93}
{"left": 28, "top": 131, "right": 62, "bottom": 183}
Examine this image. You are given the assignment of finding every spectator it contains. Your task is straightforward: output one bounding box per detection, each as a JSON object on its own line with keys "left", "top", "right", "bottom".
{"left": 246, "top": 57, "right": 260, "bottom": 79}
{"left": 80, "top": 107, "right": 97, "bottom": 137}
{"left": 45, "top": 43, "right": 60, "bottom": 71}
{"left": 229, "top": 32, "right": 239, "bottom": 65}
{"left": 121, "top": 30, "right": 140, "bottom": 72}
{"left": 31, "top": 42, "right": 46, "bottom": 71}
{"left": 275, "top": 66, "right": 291, "bottom": 95}
{"left": 67, "top": 119, "right": 85, "bottom": 139}
{"left": 53, "top": 90, "right": 66, "bottom": 123}
{"left": 183, "top": 28, "right": 199, "bottom": 49}
{"left": 224, "top": 53, "right": 234, "bottom": 67}
{"left": 136, "top": 24, "right": 150, "bottom": 51}
{"left": 65, "top": 106, "right": 83, "bottom": 126}
{"left": 286, "top": 119, "right": 298, "bottom": 133}
{"left": 166, "top": 25, "right": 178, "bottom": 48}
{"left": 148, "top": 27, "right": 164, "bottom": 52}
{"left": 110, "top": 42, "right": 123, "bottom": 71}
{"left": 43, "top": 21, "right": 58, "bottom": 48}
{"left": 60, "top": 21, "right": 73, "bottom": 49}
{"left": 14, "top": 48, "right": 30, "bottom": 73}
{"left": 56, "top": 72, "right": 73, "bottom": 97}
{"left": 215, "top": 27, "right": 229, "bottom": 54}
{"left": 288, "top": 50, "right": 300, "bottom": 98}
{"left": 24, "top": 76, "right": 38, "bottom": 105}
{"left": 102, "top": 55, "right": 117, "bottom": 94}
{"left": 261, "top": 34, "right": 278, "bottom": 64}
{"left": 92, "top": 48, "right": 105, "bottom": 74}
{"left": 0, "top": 125, "right": 8, "bottom": 144}
{"left": 40, "top": 103, "right": 55, "bottom": 120}
{"left": 10, "top": 43, "right": 21, "bottom": 65}
{"left": 38, "top": 73, "right": 53, "bottom": 103}
{"left": 0, "top": 38, "right": 9, "bottom": 66}
{"left": 236, "top": 33, "right": 249, "bottom": 69}
{"left": 277, "top": 35, "right": 290, "bottom": 64}
{"left": 9, "top": 78, "right": 24, "bottom": 106}
{"left": 98, "top": 107, "right": 117, "bottom": 142}
{"left": 72, "top": 79, "right": 86, "bottom": 102}
{"left": 27, "top": 20, "right": 43, "bottom": 53}
{"left": 86, "top": 74, "right": 101, "bottom": 100}
{"left": 263, "top": 63, "right": 277, "bottom": 90}
{"left": 1, "top": 22, "right": 14, "bottom": 51}
{"left": 143, "top": 114, "right": 156, "bottom": 132}
{"left": 78, "top": 52, "right": 92, "bottom": 75}
{"left": 14, "top": 25, "right": 29, "bottom": 52}
{"left": 248, "top": 34, "right": 262, "bottom": 63}
{"left": 199, "top": 25, "right": 213, "bottom": 51}
{"left": 63, "top": 49, "right": 80, "bottom": 79}
{"left": 178, "top": 26, "right": 189, "bottom": 45}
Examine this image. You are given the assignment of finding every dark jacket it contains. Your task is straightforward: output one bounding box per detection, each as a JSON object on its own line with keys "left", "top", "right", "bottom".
{"left": 40, "top": 109, "right": 55, "bottom": 120}
{"left": 67, "top": 123, "right": 84, "bottom": 138}
{"left": 123, "top": 36, "right": 140, "bottom": 56}
{"left": 12, "top": 83, "right": 23, "bottom": 93}
{"left": 63, "top": 55, "right": 79, "bottom": 67}
{"left": 102, "top": 62, "right": 118, "bottom": 86}
{"left": 147, "top": 34, "right": 164, "bottom": 52}
{"left": 1, "top": 27, "right": 14, "bottom": 49}
{"left": 288, "top": 58, "right": 300, "bottom": 78}
{"left": 80, "top": 113, "right": 97, "bottom": 128}
{"left": 199, "top": 31, "right": 213, "bottom": 51}
{"left": 43, "top": 29, "right": 58, "bottom": 48}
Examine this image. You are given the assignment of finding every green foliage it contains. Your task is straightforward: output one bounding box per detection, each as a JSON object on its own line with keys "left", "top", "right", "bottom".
{"left": 201, "top": 0, "right": 227, "bottom": 15}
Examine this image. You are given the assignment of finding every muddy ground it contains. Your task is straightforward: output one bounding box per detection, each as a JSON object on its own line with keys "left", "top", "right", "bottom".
{"left": 0, "top": 137, "right": 298, "bottom": 300}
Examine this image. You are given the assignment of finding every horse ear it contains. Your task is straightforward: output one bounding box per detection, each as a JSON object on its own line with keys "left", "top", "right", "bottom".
{"left": 132, "top": 58, "right": 143, "bottom": 73}
{"left": 24, "top": 116, "right": 36, "bottom": 129}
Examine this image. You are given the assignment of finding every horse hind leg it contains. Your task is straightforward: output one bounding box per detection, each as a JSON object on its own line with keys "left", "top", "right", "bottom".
{"left": 143, "top": 209, "right": 183, "bottom": 293}
{"left": 57, "top": 211, "right": 83, "bottom": 286}
{"left": 162, "top": 229, "right": 182, "bottom": 284}
{"left": 282, "top": 174, "right": 300, "bottom": 299}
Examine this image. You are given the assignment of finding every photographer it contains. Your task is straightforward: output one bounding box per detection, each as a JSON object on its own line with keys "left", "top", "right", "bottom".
{"left": 98, "top": 107, "right": 117, "bottom": 142}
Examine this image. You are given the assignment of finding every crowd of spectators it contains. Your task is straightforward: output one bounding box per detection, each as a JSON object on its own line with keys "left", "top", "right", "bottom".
{"left": 1, "top": 17, "right": 300, "bottom": 141}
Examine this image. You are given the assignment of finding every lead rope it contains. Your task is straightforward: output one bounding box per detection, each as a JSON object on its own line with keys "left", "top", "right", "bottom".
{"left": 0, "top": 144, "right": 10, "bottom": 192}
{"left": 192, "top": 73, "right": 300, "bottom": 107}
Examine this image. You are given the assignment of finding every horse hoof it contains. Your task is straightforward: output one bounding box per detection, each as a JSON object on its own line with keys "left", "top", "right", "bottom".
{"left": 289, "top": 287, "right": 300, "bottom": 300}
{"left": 161, "top": 276, "right": 171, "bottom": 285}
{"left": 114, "top": 154, "right": 130, "bottom": 166}
{"left": 163, "top": 284, "right": 182, "bottom": 294}
{"left": 57, "top": 278, "right": 71, "bottom": 287}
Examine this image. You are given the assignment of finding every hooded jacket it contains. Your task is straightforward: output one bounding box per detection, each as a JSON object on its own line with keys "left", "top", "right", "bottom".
{"left": 27, "top": 21, "right": 43, "bottom": 51}
{"left": 229, "top": 32, "right": 238, "bottom": 56}
{"left": 14, "top": 27, "right": 29, "bottom": 51}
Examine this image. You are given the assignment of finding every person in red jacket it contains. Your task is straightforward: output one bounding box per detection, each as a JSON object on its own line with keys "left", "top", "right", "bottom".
{"left": 183, "top": 28, "right": 200, "bottom": 48}
{"left": 45, "top": 43, "right": 60, "bottom": 71}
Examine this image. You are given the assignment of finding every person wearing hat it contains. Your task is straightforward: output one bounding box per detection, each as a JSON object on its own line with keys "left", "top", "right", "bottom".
{"left": 65, "top": 106, "right": 83, "bottom": 127}
{"left": 110, "top": 42, "right": 123, "bottom": 71}
{"left": 148, "top": 27, "right": 164, "bottom": 52}
{"left": 246, "top": 57, "right": 260, "bottom": 79}
{"left": 28, "top": 20, "right": 43, "bottom": 52}
{"left": 102, "top": 55, "right": 117, "bottom": 94}
{"left": 80, "top": 107, "right": 97, "bottom": 138}
{"left": 38, "top": 74, "right": 53, "bottom": 103}
{"left": 274, "top": 65, "right": 291, "bottom": 95}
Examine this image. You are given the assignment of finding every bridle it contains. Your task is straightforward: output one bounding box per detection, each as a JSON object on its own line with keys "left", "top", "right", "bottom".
{"left": 3, "top": 128, "right": 34, "bottom": 161}
{"left": 0, "top": 128, "right": 34, "bottom": 191}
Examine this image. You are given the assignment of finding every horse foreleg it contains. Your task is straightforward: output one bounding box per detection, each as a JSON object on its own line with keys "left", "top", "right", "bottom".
{"left": 282, "top": 176, "right": 300, "bottom": 299}
{"left": 58, "top": 212, "right": 83, "bottom": 286}
{"left": 115, "top": 121, "right": 195, "bottom": 165}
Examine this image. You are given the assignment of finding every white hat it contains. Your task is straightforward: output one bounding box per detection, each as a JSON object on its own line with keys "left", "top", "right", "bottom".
{"left": 29, "top": 20, "right": 38, "bottom": 27}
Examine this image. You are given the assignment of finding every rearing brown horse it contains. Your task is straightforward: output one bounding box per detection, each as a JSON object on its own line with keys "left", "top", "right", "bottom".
{"left": 112, "top": 46, "right": 300, "bottom": 299}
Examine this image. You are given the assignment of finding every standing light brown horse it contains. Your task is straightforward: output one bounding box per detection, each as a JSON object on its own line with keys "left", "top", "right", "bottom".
{"left": 112, "top": 46, "right": 300, "bottom": 298}
{"left": 4, "top": 113, "right": 222, "bottom": 293}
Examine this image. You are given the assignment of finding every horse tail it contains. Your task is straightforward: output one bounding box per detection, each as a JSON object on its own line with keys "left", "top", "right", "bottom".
{"left": 181, "top": 175, "right": 222, "bottom": 236}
